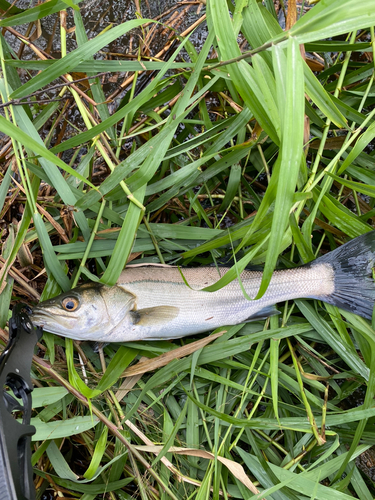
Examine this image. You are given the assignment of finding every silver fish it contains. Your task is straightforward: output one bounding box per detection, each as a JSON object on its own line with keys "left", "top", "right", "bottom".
{"left": 31, "top": 233, "right": 375, "bottom": 342}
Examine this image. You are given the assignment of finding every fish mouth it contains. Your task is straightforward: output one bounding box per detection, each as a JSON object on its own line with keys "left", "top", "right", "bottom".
{"left": 30, "top": 308, "right": 49, "bottom": 327}
{"left": 30, "top": 313, "right": 67, "bottom": 336}
{"left": 30, "top": 307, "right": 73, "bottom": 333}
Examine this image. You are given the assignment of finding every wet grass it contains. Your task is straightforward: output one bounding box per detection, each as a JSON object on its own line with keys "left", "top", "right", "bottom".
{"left": 1, "top": 0, "right": 375, "bottom": 498}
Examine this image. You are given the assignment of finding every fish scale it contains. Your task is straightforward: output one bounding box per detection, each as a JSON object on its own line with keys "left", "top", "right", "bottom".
{"left": 115, "top": 264, "right": 333, "bottom": 340}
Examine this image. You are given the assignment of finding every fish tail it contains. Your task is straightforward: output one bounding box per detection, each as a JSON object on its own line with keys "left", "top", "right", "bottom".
{"left": 311, "top": 232, "right": 375, "bottom": 319}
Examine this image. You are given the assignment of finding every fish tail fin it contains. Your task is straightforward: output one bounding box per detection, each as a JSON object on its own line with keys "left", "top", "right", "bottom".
{"left": 310, "top": 232, "right": 375, "bottom": 319}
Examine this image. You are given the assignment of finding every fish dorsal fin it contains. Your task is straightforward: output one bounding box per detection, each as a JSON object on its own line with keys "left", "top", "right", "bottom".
{"left": 244, "top": 305, "right": 280, "bottom": 322}
{"left": 130, "top": 306, "right": 179, "bottom": 326}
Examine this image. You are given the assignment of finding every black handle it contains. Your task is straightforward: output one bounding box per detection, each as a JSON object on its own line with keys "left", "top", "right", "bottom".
{"left": 0, "top": 304, "right": 42, "bottom": 500}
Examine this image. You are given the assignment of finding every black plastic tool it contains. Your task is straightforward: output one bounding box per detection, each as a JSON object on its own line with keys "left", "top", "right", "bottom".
{"left": 0, "top": 304, "right": 42, "bottom": 500}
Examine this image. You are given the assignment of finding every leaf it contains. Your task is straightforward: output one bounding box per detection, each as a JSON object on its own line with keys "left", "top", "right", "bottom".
{"left": 32, "top": 416, "right": 99, "bottom": 441}
{"left": 61, "top": 0, "right": 79, "bottom": 11}
{"left": 289, "top": 213, "right": 315, "bottom": 263}
{"left": 65, "top": 338, "right": 101, "bottom": 399}
{"left": 73, "top": 9, "right": 114, "bottom": 139}
{"left": 83, "top": 424, "right": 109, "bottom": 479}
{"left": 274, "top": 0, "right": 375, "bottom": 46}
{"left": 35, "top": 469, "right": 132, "bottom": 493}
{"left": 122, "top": 332, "right": 223, "bottom": 377}
{"left": 241, "top": 0, "right": 282, "bottom": 64}
{"left": 237, "top": 448, "right": 356, "bottom": 500}
{"left": 31, "top": 387, "right": 69, "bottom": 407}
{"left": 312, "top": 189, "right": 372, "bottom": 237}
{"left": 0, "top": 0, "right": 23, "bottom": 15}
{"left": 10, "top": 18, "right": 153, "bottom": 98}
{"left": 0, "top": 114, "right": 95, "bottom": 192}
{"left": 327, "top": 173, "right": 375, "bottom": 198}
{"left": 47, "top": 441, "right": 79, "bottom": 481}
{"left": 151, "top": 403, "right": 188, "bottom": 467}
{"left": 0, "top": 0, "right": 82, "bottom": 26}
{"left": 209, "top": 0, "right": 279, "bottom": 143}
{"left": 96, "top": 347, "right": 139, "bottom": 392}
{"left": 99, "top": 185, "right": 145, "bottom": 285}
{"left": 4, "top": 59, "right": 195, "bottom": 72}
{"left": 0, "top": 277, "right": 12, "bottom": 328}
{"left": 135, "top": 445, "right": 260, "bottom": 494}
{"left": 0, "top": 167, "right": 11, "bottom": 216}
{"left": 124, "top": 323, "right": 313, "bottom": 421}
{"left": 34, "top": 212, "right": 71, "bottom": 291}
{"left": 303, "top": 61, "right": 348, "bottom": 129}
{"left": 256, "top": 38, "right": 304, "bottom": 299}
{"left": 338, "top": 120, "right": 375, "bottom": 175}
{"left": 296, "top": 300, "right": 369, "bottom": 381}
{"left": 270, "top": 338, "right": 280, "bottom": 421}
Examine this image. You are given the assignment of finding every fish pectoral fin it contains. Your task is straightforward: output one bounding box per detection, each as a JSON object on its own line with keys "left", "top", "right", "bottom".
{"left": 244, "top": 305, "right": 280, "bottom": 322}
{"left": 130, "top": 306, "right": 179, "bottom": 326}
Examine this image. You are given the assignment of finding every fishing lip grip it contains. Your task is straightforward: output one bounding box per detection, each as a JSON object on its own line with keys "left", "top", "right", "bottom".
{"left": 0, "top": 304, "right": 42, "bottom": 500}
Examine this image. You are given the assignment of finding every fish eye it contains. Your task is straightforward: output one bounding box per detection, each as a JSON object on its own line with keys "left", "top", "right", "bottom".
{"left": 62, "top": 297, "right": 79, "bottom": 311}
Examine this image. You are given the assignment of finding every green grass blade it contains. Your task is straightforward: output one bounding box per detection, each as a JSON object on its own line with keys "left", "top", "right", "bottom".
{"left": 209, "top": 0, "right": 279, "bottom": 143}
{"left": 83, "top": 424, "right": 109, "bottom": 479}
{"left": 256, "top": 38, "right": 304, "bottom": 298}
{"left": 338, "top": 120, "right": 375, "bottom": 174}
{"left": 0, "top": 0, "right": 82, "bottom": 27}
{"left": 304, "top": 61, "right": 348, "bottom": 129}
{"left": 33, "top": 212, "right": 71, "bottom": 291}
{"left": 0, "top": 113, "right": 95, "bottom": 192}
{"left": 10, "top": 18, "right": 153, "bottom": 99}
{"left": 100, "top": 185, "right": 145, "bottom": 284}
{"left": 96, "top": 347, "right": 139, "bottom": 393}
{"left": 328, "top": 174, "right": 375, "bottom": 198}
{"left": 275, "top": 0, "right": 375, "bottom": 45}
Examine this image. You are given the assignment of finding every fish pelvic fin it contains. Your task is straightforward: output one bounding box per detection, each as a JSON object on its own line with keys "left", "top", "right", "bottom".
{"left": 130, "top": 306, "right": 179, "bottom": 326}
{"left": 309, "top": 232, "right": 375, "bottom": 319}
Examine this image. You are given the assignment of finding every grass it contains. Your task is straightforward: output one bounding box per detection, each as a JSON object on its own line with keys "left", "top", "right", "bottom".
{"left": 1, "top": 0, "right": 375, "bottom": 498}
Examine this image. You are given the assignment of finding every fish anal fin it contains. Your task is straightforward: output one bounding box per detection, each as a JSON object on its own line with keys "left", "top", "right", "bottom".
{"left": 130, "top": 306, "right": 179, "bottom": 326}
{"left": 244, "top": 305, "right": 280, "bottom": 322}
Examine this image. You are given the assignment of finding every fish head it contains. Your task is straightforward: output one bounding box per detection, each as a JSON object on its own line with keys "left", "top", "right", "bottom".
{"left": 31, "top": 282, "right": 137, "bottom": 340}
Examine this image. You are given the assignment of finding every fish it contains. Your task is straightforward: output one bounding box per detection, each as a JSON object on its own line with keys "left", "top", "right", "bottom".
{"left": 31, "top": 232, "right": 375, "bottom": 342}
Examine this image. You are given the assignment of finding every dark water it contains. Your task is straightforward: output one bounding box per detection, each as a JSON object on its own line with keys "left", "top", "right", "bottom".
{"left": 1, "top": 0, "right": 208, "bottom": 152}
{"left": 10, "top": 0, "right": 207, "bottom": 62}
